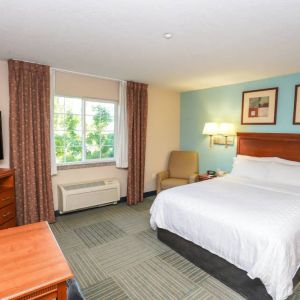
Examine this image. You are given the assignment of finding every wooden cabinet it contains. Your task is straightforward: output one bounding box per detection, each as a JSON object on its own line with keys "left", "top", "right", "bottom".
{"left": 0, "top": 168, "right": 16, "bottom": 229}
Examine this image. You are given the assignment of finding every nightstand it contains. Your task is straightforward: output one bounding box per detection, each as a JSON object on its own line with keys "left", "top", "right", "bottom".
{"left": 198, "top": 173, "right": 217, "bottom": 182}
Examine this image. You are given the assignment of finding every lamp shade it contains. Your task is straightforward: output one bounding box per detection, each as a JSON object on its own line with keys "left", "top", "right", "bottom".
{"left": 202, "top": 122, "right": 218, "bottom": 135}
{"left": 218, "top": 123, "right": 236, "bottom": 136}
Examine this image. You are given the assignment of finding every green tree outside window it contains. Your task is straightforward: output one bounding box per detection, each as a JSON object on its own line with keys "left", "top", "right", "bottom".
{"left": 54, "top": 97, "right": 115, "bottom": 164}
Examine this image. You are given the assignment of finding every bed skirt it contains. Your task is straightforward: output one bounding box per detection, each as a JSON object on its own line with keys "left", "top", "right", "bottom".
{"left": 157, "top": 228, "right": 300, "bottom": 300}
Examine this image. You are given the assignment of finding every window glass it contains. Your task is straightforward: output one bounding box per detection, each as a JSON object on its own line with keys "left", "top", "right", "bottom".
{"left": 54, "top": 96, "right": 116, "bottom": 164}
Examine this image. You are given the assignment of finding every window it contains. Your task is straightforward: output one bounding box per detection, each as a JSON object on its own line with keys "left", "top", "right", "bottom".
{"left": 54, "top": 96, "right": 117, "bottom": 165}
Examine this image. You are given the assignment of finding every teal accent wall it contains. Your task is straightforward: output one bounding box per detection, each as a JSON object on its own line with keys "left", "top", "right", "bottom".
{"left": 180, "top": 72, "right": 300, "bottom": 173}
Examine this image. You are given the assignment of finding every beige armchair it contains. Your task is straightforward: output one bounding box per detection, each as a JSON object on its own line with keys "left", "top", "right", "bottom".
{"left": 156, "top": 151, "right": 199, "bottom": 193}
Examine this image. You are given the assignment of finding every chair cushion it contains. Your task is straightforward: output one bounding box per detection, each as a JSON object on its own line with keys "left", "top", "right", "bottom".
{"left": 161, "top": 178, "right": 188, "bottom": 190}
{"left": 169, "top": 151, "right": 199, "bottom": 179}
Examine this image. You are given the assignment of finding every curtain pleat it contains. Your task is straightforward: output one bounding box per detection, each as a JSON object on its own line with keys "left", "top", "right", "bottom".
{"left": 8, "top": 59, "right": 55, "bottom": 225}
{"left": 126, "top": 81, "right": 148, "bottom": 205}
{"left": 50, "top": 68, "right": 57, "bottom": 175}
{"left": 116, "top": 81, "right": 128, "bottom": 168}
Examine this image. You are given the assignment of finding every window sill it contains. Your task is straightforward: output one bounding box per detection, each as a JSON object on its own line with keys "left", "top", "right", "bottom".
{"left": 57, "top": 161, "right": 116, "bottom": 171}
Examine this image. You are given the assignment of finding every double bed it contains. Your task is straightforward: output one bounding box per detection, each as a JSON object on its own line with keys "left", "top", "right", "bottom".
{"left": 150, "top": 132, "right": 300, "bottom": 300}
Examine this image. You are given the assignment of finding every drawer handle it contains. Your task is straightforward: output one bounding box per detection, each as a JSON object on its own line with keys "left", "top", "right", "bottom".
{"left": 1, "top": 197, "right": 11, "bottom": 202}
{"left": 2, "top": 212, "right": 11, "bottom": 218}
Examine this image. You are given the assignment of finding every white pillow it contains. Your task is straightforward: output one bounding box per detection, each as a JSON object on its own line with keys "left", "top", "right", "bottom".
{"left": 231, "top": 158, "right": 271, "bottom": 181}
{"left": 274, "top": 157, "right": 300, "bottom": 166}
{"left": 269, "top": 163, "right": 300, "bottom": 187}
{"left": 236, "top": 154, "right": 277, "bottom": 162}
{"left": 236, "top": 155, "right": 300, "bottom": 166}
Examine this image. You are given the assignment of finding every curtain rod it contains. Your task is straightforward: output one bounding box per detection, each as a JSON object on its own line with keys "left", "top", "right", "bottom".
{"left": 53, "top": 67, "right": 124, "bottom": 83}
{"left": 9, "top": 58, "right": 124, "bottom": 83}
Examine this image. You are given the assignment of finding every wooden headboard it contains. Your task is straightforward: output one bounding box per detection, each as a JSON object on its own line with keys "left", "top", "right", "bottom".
{"left": 237, "top": 132, "right": 300, "bottom": 162}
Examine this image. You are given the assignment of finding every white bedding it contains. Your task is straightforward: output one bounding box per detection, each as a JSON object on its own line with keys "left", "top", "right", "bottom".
{"left": 150, "top": 175, "right": 300, "bottom": 300}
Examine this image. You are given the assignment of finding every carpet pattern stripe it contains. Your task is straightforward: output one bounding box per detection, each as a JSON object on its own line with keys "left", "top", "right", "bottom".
{"left": 66, "top": 250, "right": 107, "bottom": 288}
{"left": 90, "top": 235, "right": 161, "bottom": 275}
{"left": 158, "top": 250, "right": 210, "bottom": 284}
{"left": 113, "top": 257, "right": 195, "bottom": 300}
{"left": 74, "top": 220, "right": 126, "bottom": 247}
{"left": 82, "top": 278, "right": 129, "bottom": 300}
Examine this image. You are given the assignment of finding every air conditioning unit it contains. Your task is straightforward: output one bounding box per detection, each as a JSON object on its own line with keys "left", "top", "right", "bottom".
{"left": 58, "top": 178, "right": 120, "bottom": 213}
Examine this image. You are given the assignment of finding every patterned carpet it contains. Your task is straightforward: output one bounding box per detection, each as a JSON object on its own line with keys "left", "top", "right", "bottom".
{"left": 51, "top": 197, "right": 300, "bottom": 300}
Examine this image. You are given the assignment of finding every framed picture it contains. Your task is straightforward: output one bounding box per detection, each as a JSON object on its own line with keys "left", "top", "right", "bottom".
{"left": 241, "top": 87, "right": 278, "bottom": 125}
{"left": 293, "top": 84, "right": 300, "bottom": 124}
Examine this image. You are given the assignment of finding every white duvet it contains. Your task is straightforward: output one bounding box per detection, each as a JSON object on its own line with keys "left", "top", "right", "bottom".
{"left": 150, "top": 175, "right": 300, "bottom": 300}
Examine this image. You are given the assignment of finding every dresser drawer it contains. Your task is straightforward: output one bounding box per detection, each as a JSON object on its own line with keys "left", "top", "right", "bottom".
{"left": 0, "top": 203, "right": 15, "bottom": 225}
{"left": 0, "top": 188, "right": 14, "bottom": 208}
{"left": 0, "top": 217, "right": 16, "bottom": 229}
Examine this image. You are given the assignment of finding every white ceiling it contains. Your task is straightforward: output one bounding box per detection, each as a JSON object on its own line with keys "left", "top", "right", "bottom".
{"left": 0, "top": 0, "right": 300, "bottom": 91}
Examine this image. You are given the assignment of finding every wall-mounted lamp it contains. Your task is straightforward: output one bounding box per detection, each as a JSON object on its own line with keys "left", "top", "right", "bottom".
{"left": 218, "top": 123, "right": 236, "bottom": 148}
{"left": 202, "top": 122, "right": 236, "bottom": 148}
{"left": 202, "top": 122, "right": 218, "bottom": 147}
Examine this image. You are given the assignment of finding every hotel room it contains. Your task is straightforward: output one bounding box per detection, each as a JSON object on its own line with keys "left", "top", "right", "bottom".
{"left": 0, "top": 1, "right": 300, "bottom": 299}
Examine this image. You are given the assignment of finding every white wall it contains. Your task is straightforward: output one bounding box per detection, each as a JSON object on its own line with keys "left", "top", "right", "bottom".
{"left": 145, "top": 85, "right": 180, "bottom": 192}
{"left": 0, "top": 61, "right": 10, "bottom": 168}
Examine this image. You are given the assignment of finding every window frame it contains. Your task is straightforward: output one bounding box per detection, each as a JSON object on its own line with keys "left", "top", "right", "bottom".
{"left": 54, "top": 95, "right": 118, "bottom": 166}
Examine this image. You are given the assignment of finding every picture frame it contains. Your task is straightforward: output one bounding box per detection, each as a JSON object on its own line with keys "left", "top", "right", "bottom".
{"left": 241, "top": 87, "right": 278, "bottom": 125}
{"left": 293, "top": 84, "right": 300, "bottom": 124}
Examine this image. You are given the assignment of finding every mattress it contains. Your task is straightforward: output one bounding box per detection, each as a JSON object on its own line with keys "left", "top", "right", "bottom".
{"left": 150, "top": 175, "right": 300, "bottom": 300}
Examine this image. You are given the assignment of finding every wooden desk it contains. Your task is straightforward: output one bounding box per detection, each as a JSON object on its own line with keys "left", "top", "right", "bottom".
{"left": 0, "top": 221, "right": 73, "bottom": 300}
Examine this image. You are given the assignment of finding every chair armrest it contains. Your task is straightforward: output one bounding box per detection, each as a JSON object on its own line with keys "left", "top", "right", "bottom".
{"left": 157, "top": 170, "right": 169, "bottom": 181}
{"left": 156, "top": 171, "right": 169, "bottom": 193}
{"left": 188, "top": 174, "right": 199, "bottom": 183}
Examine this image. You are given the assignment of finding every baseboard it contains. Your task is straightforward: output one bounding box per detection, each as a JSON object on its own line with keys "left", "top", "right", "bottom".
{"left": 119, "top": 190, "right": 157, "bottom": 203}
{"left": 55, "top": 210, "right": 61, "bottom": 217}
{"left": 55, "top": 190, "right": 157, "bottom": 216}
{"left": 144, "top": 190, "right": 157, "bottom": 198}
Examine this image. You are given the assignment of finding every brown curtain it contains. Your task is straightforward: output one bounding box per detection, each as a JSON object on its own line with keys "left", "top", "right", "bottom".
{"left": 127, "top": 81, "right": 148, "bottom": 205}
{"left": 8, "top": 60, "right": 55, "bottom": 225}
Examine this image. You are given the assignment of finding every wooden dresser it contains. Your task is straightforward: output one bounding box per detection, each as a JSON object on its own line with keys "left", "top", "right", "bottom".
{"left": 0, "top": 168, "right": 16, "bottom": 229}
